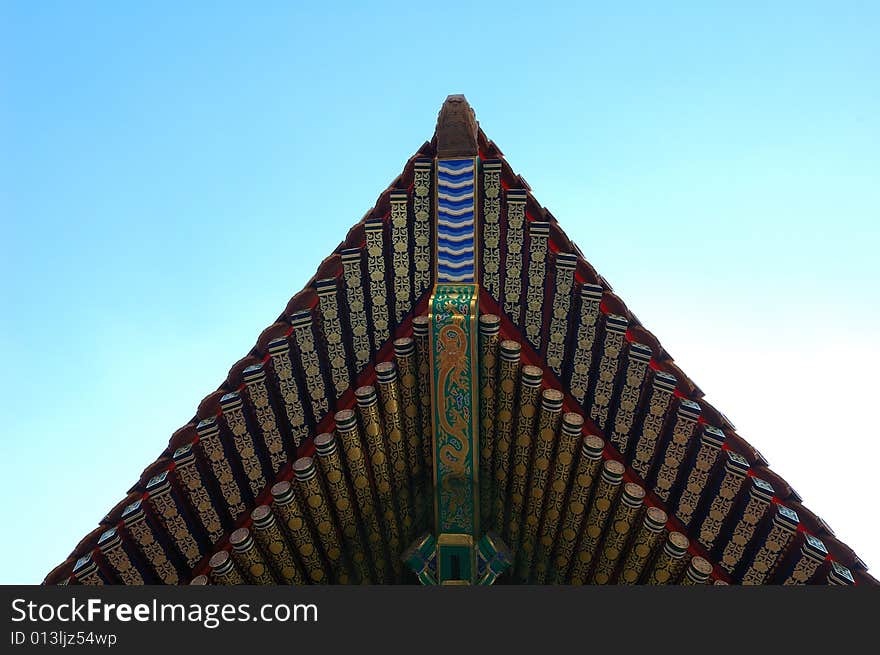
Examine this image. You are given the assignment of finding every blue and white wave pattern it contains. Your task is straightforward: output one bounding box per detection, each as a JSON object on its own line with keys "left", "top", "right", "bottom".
{"left": 437, "top": 158, "right": 475, "bottom": 283}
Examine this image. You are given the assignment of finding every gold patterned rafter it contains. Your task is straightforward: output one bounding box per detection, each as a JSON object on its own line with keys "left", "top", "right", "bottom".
{"left": 315, "top": 277, "right": 353, "bottom": 399}
{"left": 340, "top": 248, "right": 372, "bottom": 373}
{"left": 741, "top": 504, "right": 799, "bottom": 585}
{"left": 552, "top": 435, "right": 604, "bottom": 583}
{"left": 364, "top": 218, "right": 391, "bottom": 351}
{"left": 289, "top": 310, "right": 330, "bottom": 422}
{"left": 172, "top": 442, "right": 225, "bottom": 544}
{"left": 314, "top": 432, "right": 373, "bottom": 583}
{"left": 492, "top": 340, "right": 521, "bottom": 534}
{"left": 618, "top": 506, "right": 668, "bottom": 585}
{"left": 250, "top": 505, "right": 307, "bottom": 585}
{"left": 271, "top": 480, "right": 330, "bottom": 584}
{"left": 145, "top": 471, "right": 202, "bottom": 569}
{"left": 523, "top": 221, "right": 550, "bottom": 351}
{"left": 502, "top": 189, "right": 527, "bottom": 326}
{"left": 97, "top": 528, "right": 143, "bottom": 585}
{"left": 591, "top": 482, "right": 645, "bottom": 584}
{"left": 630, "top": 370, "right": 677, "bottom": 479}
{"left": 569, "top": 459, "right": 625, "bottom": 584}
{"left": 534, "top": 412, "right": 584, "bottom": 584}
{"left": 481, "top": 160, "right": 502, "bottom": 300}
{"left": 674, "top": 425, "right": 726, "bottom": 527}
{"left": 390, "top": 191, "right": 412, "bottom": 325}
{"left": 589, "top": 313, "right": 628, "bottom": 432}
{"left": 334, "top": 408, "right": 388, "bottom": 583}
{"left": 546, "top": 252, "right": 577, "bottom": 376}
{"left": 718, "top": 476, "right": 774, "bottom": 574}
{"left": 195, "top": 416, "right": 247, "bottom": 522}
{"left": 121, "top": 500, "right": 180, "bottom": 585}
{"left": 608, "top": 341, "right": 652, "bottom": 456}
{"left": 568, "top": 283, "right": 604, "bottom": 403}
{"left": 652, "top": 398, "right": 702, "bottom": 503}
{"left": 242, "top": 363, "right": 288, "bottom": 476}
{"left": 413, "top": 160, "right": 433, "bottom": 298}
{"left": 516, "top": 388, "right": 564, "bottom": 582}
{"left": 219, "top": 391, "right": 266, "bottom": 500}
{"left": 266, "top": 337, "right": 311, "bottom": 449}
{"left": 230, "top": 527, "right": 275, "bottom": 585}
{"left": 478, "top": 314, "right": 501, "bottom": 529}
{"left": 294, "top": 457, "right": 352, "bottom": 583}
{"left": 505, "top": 365, "right": 543, "bottom": 553}
{"left": 208, "top": 550, "right": 244, "bottom": 585}
{"left": 696, "top": 450, "right": 751, "bottom": 551}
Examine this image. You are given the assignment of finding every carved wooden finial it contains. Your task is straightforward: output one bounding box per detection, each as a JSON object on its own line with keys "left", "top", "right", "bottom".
{"left": 435, "top": 94, "right": 478, "bottom": 157}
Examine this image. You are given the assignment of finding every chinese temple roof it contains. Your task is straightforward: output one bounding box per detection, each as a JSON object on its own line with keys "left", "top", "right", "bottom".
{"left": 46, "top": 96, "right": 875, "bottom": 586}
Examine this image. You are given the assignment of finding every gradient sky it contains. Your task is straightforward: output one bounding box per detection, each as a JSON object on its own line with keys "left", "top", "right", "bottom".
{"left": 2, "top": 2, "right": 878, "bottom": 584}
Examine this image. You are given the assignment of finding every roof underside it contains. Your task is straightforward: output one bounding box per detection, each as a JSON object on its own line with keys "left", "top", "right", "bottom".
{"left": 47, "top": 99, "right": 874, "bottom": 587}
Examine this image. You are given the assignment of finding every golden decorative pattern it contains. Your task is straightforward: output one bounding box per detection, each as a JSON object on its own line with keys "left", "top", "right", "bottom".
{"left": 393, "top": 337, "right": 427, "bottom": 533}
{"left": 271, "top": 480, "right": 330, "bottom": 584}
{"left": 98, "top": 528, "right": 144, "bottom": 585}
{"left": 219, "top": 391, "right": 266, "bottom": 500}
{"left": 741, "top": 505, "right": 799, "bottom": 585}
{"left": 652, "top": 399, "right": 701, "bottom": 502}
{"left": 608, "top": 342, "right": 652, "bottom": 455}
{"left": 569, "top": 459, "right": 625, "bottom": 584}
{"left": 783, "top": 534, "right": 828, "bottom": 585}
{"left": 674, "top": 426, "right": 725, "bottom": 527}
{"left": 589, "top": 314, "right": 628, "bottom": 432}
{"left": 412, "top": 316, "right": 434, "bottom": 479}
{"left": 505, "top": 365, "right": 543, "bottom": 552}
{"left": 502, "top": 189, "right": 527, "bottom": 325}
{"left": 208, "top": 551, "right": 244, "bottom": 585}
{"left": 313, "top": 433, "right": 372, "bottom": 583}
{"left": 375, "top": 362, "right": 414, "bottom": 540}
{"left": 523, "top": 221, "right": 549, "bottom": 351}
{"left": 196, "top": 417, "right": 247, "bottom": 521}
{"left": 552, "top": 435, "right": 604, "bottom": 583}
{"left": 172, "top": 443, "right": 224, "bottom": 544}
{"left": 534, "top": 413, "right": 583, "bottom": 584}
{"left": 591, "top": 483, "right": 645, "bottom": 584}
{"left": 680, "top": 556, "right": 713, "bottom": 585}
{"left": 413, "top": 160, "right": 433, "bottom": 298}
{"left": 335, "top": 410, "right": 388, "bottom": 583}
{"left": 364, "top": 218, "right": 391, "bottom": 351}
{"left": 646, "top": 531, "right": 689, "bottom": 585}
{"left": 697, "top": 451, "right": 750, "bottom": 550}
{"left": 341, "top": 248, "right": 371, "bottom": 372}
{"left": 72, "top": 555, "right": 104, "bottom": 586}
{"left": 481, "top": 160, "right": 502, "bottom": 300}
{"left": 122, "top": 502, "right": 179, "bottom": 585}
{"left": 230, "top": 528, "right": 276, "bottom": 585}
{"left": 618, "top": 507, "right": 668, "bottom": 585}
{"left": 266, "top": 338, "right": 310, "bottom": 448}
{"left": 568, "top": 284, "right": 603, "bottom": 403}
{"left": 146, "top": 472, "right": 202, "bottom": 568}
{"left": 315, "top": 277, "right": 352, "bottom": 398}
{"left": 546, "top": 252, "right": 577, "bottom": 376}
{"left": 294, "top": 457, "right": 351, "bottom": 583}
{"left": 251, "top": 505, "right": 307, "bottom": 585}
{"left": 630, "top": 371, "right": 677, "bottom": 479}
{"left": 390, "top": 191, "right": 412, "bottom": 324}
{"left": 356, "top": 386, "right": 403, "bottom": 579}
{"left": 517, "top": 388, "right": 564, "bottom": 582}
{"left": 290, "top": 311, "right": 330, "bottom": 422}
{"left": 718, "top": 477, "right": 774, "bottom": 574}
{"left": 242, "top": 364, "right": 287, "bottom": 475}
{"left": 492, "top": 340, "right": 521, "bottom": 534}
{"left": 478, "top": 315, "right": 500, "bottom": 529}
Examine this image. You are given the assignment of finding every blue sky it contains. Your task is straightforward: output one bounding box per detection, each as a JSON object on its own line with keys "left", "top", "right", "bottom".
{"left": 2, "top": 2, "right": 878, "bottom": 583}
